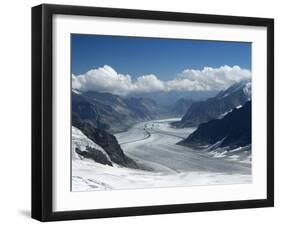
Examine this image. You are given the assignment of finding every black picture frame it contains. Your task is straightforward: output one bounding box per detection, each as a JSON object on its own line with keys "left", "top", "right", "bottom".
{"left": 32, "top": 3, "right": 274, "bottom": 222}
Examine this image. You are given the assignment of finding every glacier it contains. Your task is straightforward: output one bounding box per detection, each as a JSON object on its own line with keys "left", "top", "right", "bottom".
{"left": 72, "top": 119, "right": 251, "bottom": 191}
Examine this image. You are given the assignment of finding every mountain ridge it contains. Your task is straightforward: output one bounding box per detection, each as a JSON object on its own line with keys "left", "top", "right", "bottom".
{"left": 72, "top": 90, "right": 164, "bottom": 133}
{"left": 174, "top": 80, "right": 251, "bottom": 127}
{"left": 72, "top": 113, "right": 138, "bottom": 168}
{"left": 179, "top": 101, "right": 251, "bottom": 150}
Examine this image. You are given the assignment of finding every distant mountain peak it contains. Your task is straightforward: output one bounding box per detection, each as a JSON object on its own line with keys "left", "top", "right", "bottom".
{"left": 216, "top": 80, "right": 251, "bottom": 99}
{"left": 168, "top": 98, "right": 193, "bottom": 117}
{"left": 72, "top": 90, "right": 162, "bottom": 133}
{"left": 174, "top": 80, "right": 252, "bottom": 127}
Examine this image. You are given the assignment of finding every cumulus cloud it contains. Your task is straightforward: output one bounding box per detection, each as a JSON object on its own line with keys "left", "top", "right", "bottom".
{"left": 169, "top": 65, "right": 251, "bottom": 91}
{"left": 72, "top": 65, "right": 251, "bottom": 95}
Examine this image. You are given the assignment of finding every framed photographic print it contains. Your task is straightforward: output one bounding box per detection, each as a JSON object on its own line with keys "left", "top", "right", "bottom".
{"left": 32, "top": 4, "right": 274, "bottom": 221}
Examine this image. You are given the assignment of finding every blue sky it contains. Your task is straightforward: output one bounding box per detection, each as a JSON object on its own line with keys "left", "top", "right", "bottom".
{"left": 71, "top": 34, "right": 251, "bottom": 80}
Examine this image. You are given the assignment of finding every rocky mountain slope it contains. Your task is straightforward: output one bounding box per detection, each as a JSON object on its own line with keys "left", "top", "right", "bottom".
{"left": 174, "top": 80, "right": 251, "bottom": 127}
{"left": 72, "top": 114, "right": 138, "bottom": 168}
{"left": 168, "top": 98, "right": 193, "bottom": 117}
{"left": 179, "top": 101, "right": 251, "bottom": 150}
{"left": 72, "top": 90, "right": 162, "bottom": 133}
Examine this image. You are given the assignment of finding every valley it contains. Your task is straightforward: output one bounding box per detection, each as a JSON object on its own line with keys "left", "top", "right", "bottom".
{"left": 72, "top": 118, "right": 251, "bottom": 191}
{"left": 71, "top": 80, "right": 252, "bottom": 191}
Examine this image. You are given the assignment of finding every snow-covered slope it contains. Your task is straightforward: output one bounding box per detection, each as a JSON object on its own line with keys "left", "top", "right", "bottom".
{"left": 72, "top": 126, "right": 112, "bottom": 163}
{"left": 72, "top": 119, "right": 251, "bottom": 191}
{"left": 218, "top": 80, "right": 251, "bottom": 99}
{"left": 243, "top": 81, "right": 252, "bottom": 99}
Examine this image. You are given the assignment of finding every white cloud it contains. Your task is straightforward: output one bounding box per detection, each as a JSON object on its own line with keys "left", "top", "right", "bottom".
{"left": 72, "top": 65, "right": 251, "bottom": 95}
{"left": 135, "top": 74, "right": 165, "bottom": 93}
{"left": 72, "top": 65, "right": 134, "bottom": 96}
{"left": 170, "top": 65, "right": 251, "bottom": 91}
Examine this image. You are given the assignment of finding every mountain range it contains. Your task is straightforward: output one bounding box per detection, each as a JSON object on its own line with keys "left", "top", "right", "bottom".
{"left": 72, "top": 89, "right": 203, "bottom": 133}
{"left": 71, "top": 89, "right": 198, "bottom": 168}
{"left": 72, "top": 90, "right": 164, "bottom": 133}
{"left": 128, "top": 90, "right": 218, "bottom": 107}
{"left": 168, "top": 98, "right": 193, "bottom": 117}
{"left": 179, "top": 101, "right": 251, "bottom": 150}
{"left": 174, "top": 80, "right": 251, "bottom": 127}
{"left": 72, "top": 80, "right": 252, "bottom": 168}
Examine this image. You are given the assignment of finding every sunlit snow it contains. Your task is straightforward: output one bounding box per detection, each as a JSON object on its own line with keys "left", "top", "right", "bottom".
{"left": 72, "top": 119, "right": 251, "bottom": 191}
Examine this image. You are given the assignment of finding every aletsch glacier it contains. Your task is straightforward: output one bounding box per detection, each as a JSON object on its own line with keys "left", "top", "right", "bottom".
{"left": 72, "top": 80, "right": 252, "bottom": 191}
{"left": 72, "top": 118, "right": 251, "bottom": 191}
{"left": 72, "top": 127, "right": 251, "bottom": 193}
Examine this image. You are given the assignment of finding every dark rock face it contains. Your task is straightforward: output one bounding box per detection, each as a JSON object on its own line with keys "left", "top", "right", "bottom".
{"left": 73, "top": 114, "right": 138, "bottom": 168}
{"left": 124, "top": 97, "right": 160, "bottom": 120}
{"left": 179, "top": 101, "right": 251, "bottom": 150}
{"left": 168, "top": 98, "right": 193, "bottom": 117}
{"left": 72, "top": 90, "right": 162, "bottom": 133}
{"left": 75, "top": 147, "right": 113, "bottom": 166}
{"left": 175, "top": 81, "right": 251, "bottom": 127}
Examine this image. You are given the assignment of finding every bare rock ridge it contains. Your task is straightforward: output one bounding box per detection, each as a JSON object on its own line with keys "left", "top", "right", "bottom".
{"left": 179, "top": 101, "right": 251, "bottom": 150}
{"left": 72, "top": 90, "right": 163, "bottom": 133}
{"left": 174, "top": 80, "right": 251, "bottom": 127}
{"left": 168, "top": 97, "right": 193, "bottom": 117}
{"left": 72, "top": 113, "right": 138, "bottom": 168}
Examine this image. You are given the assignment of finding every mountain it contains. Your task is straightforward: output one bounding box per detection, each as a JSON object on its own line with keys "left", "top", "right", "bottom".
{"left": 168, "top": 98, "right": 193, "bottom": 117}
{"left": 72, "top": 114, "right": 138, "bottom": 168}
{"left": 174, "top": 80, "right": 251, "bottom": 127}
{"left": 72, "top": 90, "right": 162, "bottom": 133}
{"left": 179, "top": 101, "right": 251, "bottom": 150}
{"left": 128, "top": 90, "right": 218, "bottom": 107}
{"left": 72, "top": 126, "right": 113, "bottom": 166}
{"left": 124, "top": 97, "right": 161, "bottom": 120}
